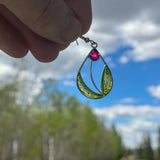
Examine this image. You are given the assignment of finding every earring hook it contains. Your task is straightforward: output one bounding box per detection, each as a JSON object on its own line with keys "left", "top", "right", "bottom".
{"left": 79, "top": 36, "right": 98, "bottom": 49}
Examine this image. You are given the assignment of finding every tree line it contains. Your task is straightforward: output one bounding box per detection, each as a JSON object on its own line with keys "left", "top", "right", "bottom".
{"left": 124, "top": 126, "right": 160, "bottom": 160}
{"left": 0, "top": 80, "right": 124, "bottom": 160}
{"left": 2, "top": 78, "right": 160, "bottom": 160}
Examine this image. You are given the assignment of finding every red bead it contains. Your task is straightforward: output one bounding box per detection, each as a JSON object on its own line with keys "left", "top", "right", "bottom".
{"left": 90, "top": 49, "right": 99, "bottom": 60}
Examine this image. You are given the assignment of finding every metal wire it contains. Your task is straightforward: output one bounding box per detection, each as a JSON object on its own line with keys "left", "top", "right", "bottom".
{"left": 79, "top": 36, "right": 98, "bottom": 49}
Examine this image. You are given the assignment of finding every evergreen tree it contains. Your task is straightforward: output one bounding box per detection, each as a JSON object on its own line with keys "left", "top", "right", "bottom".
{"left": 111, "top": 124, "right": 123, "bottom": 159}
{"left": 138, "top": 134, "right": 154, "bottom": 160}
{"left": 157, "top": 126, "right": 160, "bottom": 159}
{"left": 146, "top": 134, "right": 154, "bottom": 160}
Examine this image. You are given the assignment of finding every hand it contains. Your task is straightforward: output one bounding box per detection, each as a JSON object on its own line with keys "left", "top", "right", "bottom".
{"left": 0, "top": 0, "right": 92, "bottom": 62}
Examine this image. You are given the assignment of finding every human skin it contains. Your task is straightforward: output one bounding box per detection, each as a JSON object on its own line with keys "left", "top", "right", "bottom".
{"left": 0, "top": 0, "right": 92, "bottom": 62}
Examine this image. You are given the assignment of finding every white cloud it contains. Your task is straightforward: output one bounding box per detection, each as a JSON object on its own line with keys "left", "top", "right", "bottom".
{"left": 92, "top": 0, "right": 160, "bottom": 63}
{"left": 147, "top": 85, "right": 160, "bottom": 99}
{"left": 104, "top": 57, "right": 116, "bottom": 68}
{"left": 93, "top": 105, "right": 160, "bottom": 148}
{"left": 119, "top": 97, "right": 137, "bottom": 104}
{"left": 118, "top": 19, "right": 160, "bottom": 62}
{"left": 119, "top": 19, "right": 160, "bottom": 38}
{"left": 119, "top": 56, "right": 129, "bottom": 64}
{"left": 94, "top": 105, "right": 160, "bottom": 120}
{"left": 92, "top": 0, "right": 160, "bottom": 24}
{"left": 0, "top": 58, "right": 17, "bottom": 77}
{"left": 117, "top": 121, "right": 158, "bottom": 149}
{"left": 63, "top": 80, "right": 76, "bottom": 86}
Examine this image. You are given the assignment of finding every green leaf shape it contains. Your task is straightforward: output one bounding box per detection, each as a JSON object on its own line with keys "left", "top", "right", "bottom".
{"left": 101, "top": 65, "right": 113, "bottom": 95}
{"left": 77, "top": 72, "right": 103, "bottom": 99}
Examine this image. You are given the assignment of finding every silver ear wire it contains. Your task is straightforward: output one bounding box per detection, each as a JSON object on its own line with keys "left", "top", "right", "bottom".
{"left": 79, "top": 36, "right": 98, "bottom": 49}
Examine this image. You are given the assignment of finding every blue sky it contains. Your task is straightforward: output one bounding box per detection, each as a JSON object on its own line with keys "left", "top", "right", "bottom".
{"left": 59, "top": 44, "right": 160, "bottom": 107}
{"left": 1, "top": 0, "right": 160, "bottom": 149}
{"left": 58, "top": 41, "right": 160, "bottom": 148}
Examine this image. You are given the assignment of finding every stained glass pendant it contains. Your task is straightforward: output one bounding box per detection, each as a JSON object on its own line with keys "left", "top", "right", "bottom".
{"left": 76, "top": 36, "right": 113, "bottom": 99}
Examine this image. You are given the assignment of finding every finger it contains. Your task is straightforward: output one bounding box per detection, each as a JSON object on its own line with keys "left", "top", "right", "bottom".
{"left": 28, "top": 32, "right": 69, "bottom": 62}
{"left": 0, "top": 5, "right": 69, "bottom": 62}
{"left": 64, "top": 0, "right": 92, "bottom": 34}
{"left": 0, "top": 13, "right": 28, "bottom": 58}
{"left": 3, "top": 0, "right": 81, "bottom": 44}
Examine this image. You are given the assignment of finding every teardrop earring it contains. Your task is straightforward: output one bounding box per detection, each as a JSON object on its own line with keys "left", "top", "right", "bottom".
{"left": 76, "top": 36, "right": 113, "bottom": 99}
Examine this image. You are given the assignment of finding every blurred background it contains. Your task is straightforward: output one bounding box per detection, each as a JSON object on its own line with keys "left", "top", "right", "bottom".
{"left": 1, "top": 0, "right": 160, "bottom": 160}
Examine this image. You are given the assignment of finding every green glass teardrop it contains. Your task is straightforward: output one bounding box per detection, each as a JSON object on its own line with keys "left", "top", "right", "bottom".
{"left": 76, "top": 48, "right": 113, "bottom": 99}
{"left": 77, "top": 72, "right": 104, "bottom": 99}
{"left": 101, "top": 65, "right": 113, "bottom": 95}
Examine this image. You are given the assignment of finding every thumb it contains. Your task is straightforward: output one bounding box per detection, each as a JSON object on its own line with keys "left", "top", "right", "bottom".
{"left": 2, "top": 0, "right": 81, "bottom": 44}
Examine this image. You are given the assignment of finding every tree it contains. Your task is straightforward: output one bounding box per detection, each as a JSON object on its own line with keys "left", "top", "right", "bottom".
{"left": 111, "top": 124, "right": 123, "bottom": 159}
{"left": 137, "top": 133, "right": 154, "bottom": 160}
{"left": 0, "top": 78, "right": 124, "bottom": 160}
{"left": 0, "top": 83, "right": 30, "bottom": 160}
{"left": 156, "top": 126, "right": 160, "bottom": 160}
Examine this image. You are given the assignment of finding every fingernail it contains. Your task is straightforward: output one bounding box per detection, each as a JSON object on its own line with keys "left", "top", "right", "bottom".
{"left": 60, "top": 15, "right": 81, "bottom": 43}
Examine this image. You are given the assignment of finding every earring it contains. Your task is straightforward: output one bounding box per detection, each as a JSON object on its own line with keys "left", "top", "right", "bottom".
{"left": 76, "top": 36, "right": 113, "bottom": 99}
